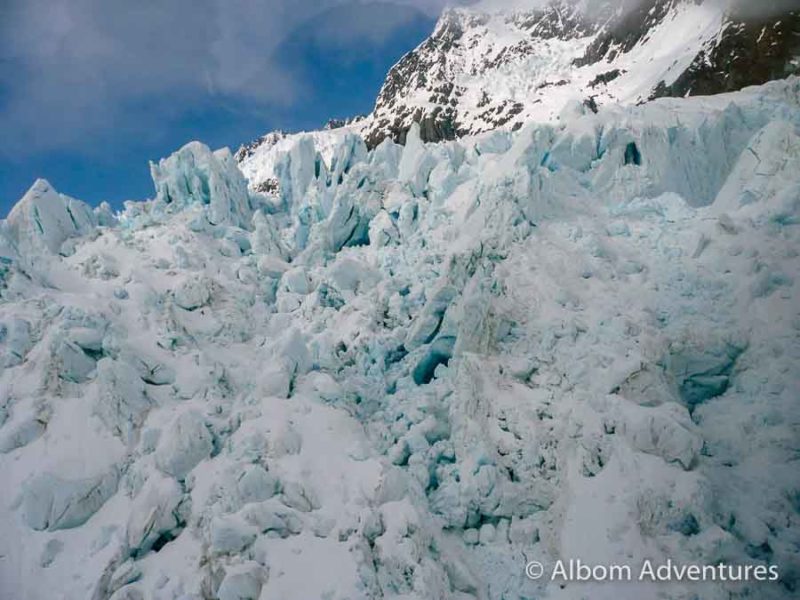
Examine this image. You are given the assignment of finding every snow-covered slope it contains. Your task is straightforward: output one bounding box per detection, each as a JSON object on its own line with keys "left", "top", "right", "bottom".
{"left": 1, "top": 77, "right": 799, "bottom": 600}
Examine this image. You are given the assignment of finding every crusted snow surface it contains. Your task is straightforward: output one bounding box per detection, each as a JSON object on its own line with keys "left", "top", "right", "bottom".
{"left": 1, "top": 79, "right": 800, "bottom": 600}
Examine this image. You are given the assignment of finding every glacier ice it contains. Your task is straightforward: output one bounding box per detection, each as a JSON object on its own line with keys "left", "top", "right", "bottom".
{"left": 125, "top": 473, "right": 185, "bottom": 556}
{"left": 150, "top": 142, "right": 255, "bottom": 229}
{"left": 0, "top": 78, "right": 799, "bottom": 600}
{"left": 172, "top": 275, "right": 213, "bottom": 311}
{"left": 1, "top": 317, "right": 32, "bottom": 368}
{"left": 94, "top": 358, "right": 153, "bottom": 444}
{"left": 216, "top": 563, "right": 265, "bottom": 600}
{"left": 154, "top": 409, "right": 213, "bottom": 479}
{"left": 21, "top": 469, "right": 120, "bottom": 531}
{"left": 5, "top": 179, "right": 96, "bottom": 256}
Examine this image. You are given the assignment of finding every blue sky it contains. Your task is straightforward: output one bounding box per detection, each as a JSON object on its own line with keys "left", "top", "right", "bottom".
{"left": 0, "top": 0, "right": 465, "bottom": 216}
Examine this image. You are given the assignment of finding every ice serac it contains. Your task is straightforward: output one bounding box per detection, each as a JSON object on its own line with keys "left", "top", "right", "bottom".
{"left": 151, "top": 141, "right": 254, "bottom": 229}
{"left": 5, "top": 178, "right": 96, "bottom": 256}
{"left": 0, "top": 79, "right": 799, "bottom": 600}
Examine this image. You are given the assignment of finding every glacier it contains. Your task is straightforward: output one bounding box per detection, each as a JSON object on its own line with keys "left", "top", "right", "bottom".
{"left": 0, "top": 78, "right": 799, "bottom": 600}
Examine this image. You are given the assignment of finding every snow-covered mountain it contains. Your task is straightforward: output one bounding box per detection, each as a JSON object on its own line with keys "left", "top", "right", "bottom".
{"left": 238, "top": 0, "right": 800, "bottom": 190}
{"left": 364, "top": 0, "right": 800, "bottom": 145}
{"left": 2, "top": 1, "right": 800, "bottom": 599}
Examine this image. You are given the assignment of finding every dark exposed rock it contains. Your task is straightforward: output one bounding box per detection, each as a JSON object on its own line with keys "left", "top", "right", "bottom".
{"left": 589, "top": 69, "right": 624, "bottom": 88}
{"left": 254, "top": 178, "right": 280, "bottom": 196}
{"left": 324, "top": 115, "right": 367, "bottom": 131}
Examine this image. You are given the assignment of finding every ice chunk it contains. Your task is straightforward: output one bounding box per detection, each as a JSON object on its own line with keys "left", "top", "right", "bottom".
{"left": 39, "top": 539, "right": 63, "bottom": 568}
{"left": 268, "top": 423, "right": 303, "bottom": 458}
{"left": 369, "top": 136, "right": 402, "bottom": 177}
{"left": 0, "top": 414, "right": 46, "bottom": 453}
{"left": 405, "top": 285, "right": 457, "bottom": 350}
{"left": 412, "top": 335, "right": 455, "bottom": 385}
{"left": 398, "top": 123, "right": 437, "bottom": 196}
{"left": 274, "top": 328, "right": 312, "bottom": 377}
{"left": 155, "top": 410, "right": 213, "bottom": 479}
{"left": 253, "top": 362, "right": 292, "bottom": 399}
{"left": 329, "top": 133, "right": 368, "bottom": 188}
{"left": 150, "top": 142, "right": 254, "bottom": 229}
{"left": 126, "top": 474, "right": 184, "bottom": 555}
{"left": 0, "top": 222, "right": 18, "bottom": 264}
{"left": 280, "top": 266, "right": 313, "bottom": 295}
{"left": 622, "top": 403, "right": 703, "bottom": 469}
{"left": 279, "top": 480, "right": 318, "bottom": 513}
{"left": 217, "top": 563, "right": 265, "bottom": 600}
{"left": 94, "top": 358, "right": 152, "bottom": 443}
{"left": 54, "top": 339, "right": 97, "bottom": 383}
{"left": 273, "top": 135, "right": 319, "bottom": 211}
{"left": 173, "top": 275, "right": 212, "bottom": 311}
{"left": 325, "top": 258, "right": 380, "bottom": 294}
{"left": 21, "top": 469, "right": 119, "bottom": 531}
{"left": 666, "top": 336, "right": 746, "bottom": 408}
{"left": 478, "top": 522, "right": 496, "bottom": 544}
{"left": 475, "top": 131, "right": 512, "bottom": 155}
{"left": 251, "top": 212, "right": 288, "bottom": 259}
{"left": 5, "top": 179, "right": 96, "bottom": 255}
{"left": 1, "top": 318, "right": 33, "bottom": 368}
{"left": 240, "top": 499, "right": 303, "bottom": 537}
{"left": 68, "top": 327, "right": 105, "bottom": 353}
{"left": 714, "top": 120, "right": 800, "bottom": 211}
{"left": 368, "top": 210, "right": 398, "bottom": 247}
{"left": 94, "top": 201, "right": 117, "bottom": 227}
{"left": 237, "top": 465, "right": 278, "bottom": 504}
{"left": 123, "top": 350, "right": 176, "bottom": 386}
{"left": 209, "top": 514, "right": 257, "bottom": 555}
